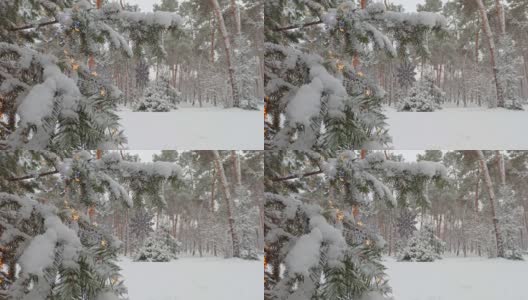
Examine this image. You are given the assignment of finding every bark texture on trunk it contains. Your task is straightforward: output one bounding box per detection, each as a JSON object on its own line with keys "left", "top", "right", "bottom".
{"left": 212, "top": 150, "right": 240, "bottom": 258}
{"left": 210, "top": 14, "right": 215, "bottom": 63}
{"left": 476, "top": 150, "right": 505, "bottom": 257}
{"left": 475, "top": 168, "right": 480, "bottom": 213}
{"left": 496, "top": 150, "right": 506, "bottom": 186}
{"left": 475, "top": 17, "right": 479, "bottom": 63}
{"left": 229, "top": 0, "right": 242, "bottom": 37}
{"left": 475, "top": 0, "right": 504, "bottom": 107}
{"left": 232, "top": 151, "right": 242, "bottom": 187}
{"left": 210, "top": 166, "right": 216, "bottom": 213}
{"left": 210, "top": 0, "right": 240, "bottom": 108}
{"left": 493, "top": 0, "right": 506, "bottom": 35}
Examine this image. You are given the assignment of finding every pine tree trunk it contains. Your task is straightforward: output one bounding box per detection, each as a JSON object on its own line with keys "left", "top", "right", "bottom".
{"left": 475, "top": 168, "right": 480, "bottom": 213}
{"left": 475, "top": 0, "right": 504, "bottom": 107}
{"left": 211, "top": 166, "right": 216, "bottom": 212}
{"left": 388, "top": 212, "right": 393, "bottom": 256}
{"left": 232, "top": 151, "right": 242, "bottom": 187}
{"left": 493, "top": 0, "right": 506, "bottom": 35}
{"left": 523, "top": 54, "right": 528, "bottom": 98}
{"left": 229, "top": 0, "right": 242, "bottom": 37}
{"left": 212, "top": 150, "right": 240, "bottom": 257}
{"left": 210, "top": 14, "right": 216, "bottom": 63}
{"left": 476, "top": 150, "right": 505, "bottom": 257}
{"left": 496, "top": 150, "right": 506, "bottom": 186}
{"left": 524, "top": 206, "right": 528, "bottom": 247}
{"left": 210, "top": 0, "right": 240, "bottom": 108}
{"left": 475, "top": 16, "right": 480, "bottom": 63}
{"left": 462, "top": 50, "right": 468, "bottom": 107}
{"left": 125, "top": 208, "right": 129, "bottom": 256}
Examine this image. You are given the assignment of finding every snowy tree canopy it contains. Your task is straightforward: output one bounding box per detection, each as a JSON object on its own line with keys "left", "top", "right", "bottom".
{"left": 265, "top": 1, "right": 446, "bottom": 150}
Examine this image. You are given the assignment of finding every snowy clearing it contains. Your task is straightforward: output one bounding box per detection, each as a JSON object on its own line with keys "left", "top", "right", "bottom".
{"left": 119, "top": 256, "right": 263, "bottom": 300}
{"left": 384, "top": 256, "right": 528, "bottom": 300}
{"left": 118, "top": 106, "right": 263, "bottom": 150}
{"left": 385, "top": 106, "right": 528, "bottom": 149}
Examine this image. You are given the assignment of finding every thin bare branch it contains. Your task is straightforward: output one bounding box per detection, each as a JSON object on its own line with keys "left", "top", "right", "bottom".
{"left": 273, "top": 20, "right": 323, "bottom": 32}
{"left": 272, "top": 169, "right": 323, "bottom": 182}
{"left": 9, "top": 19, "right": 58, "bottom": 31}
{"left": 8, "top": 169, "right": 59, "bottom": 182}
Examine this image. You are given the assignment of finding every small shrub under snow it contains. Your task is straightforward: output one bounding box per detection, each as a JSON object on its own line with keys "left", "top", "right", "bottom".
{"left": 398, "top": 78, "right": 443, "bottom": 112}
{"left": 134, "top": 77, "right": 180, "bottom": 112}
{"left": 134, "top": 227, "right": 179, "bottom": 262}
{"left": 398, "top": 225, "right": 445, "bottom": 262}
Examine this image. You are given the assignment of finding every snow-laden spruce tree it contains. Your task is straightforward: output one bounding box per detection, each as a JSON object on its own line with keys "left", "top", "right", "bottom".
{"left": 0, "top": 151, "right": 183, "bottom": 299}
{"left": 265, "top": 150, "right": 447, "bottom": 300}
{"left": 398, "top": 76, "right": 442, "bottom": 112}
{"left": 235, "top": 188, "right": 260, "bottom": 260}
{"left": 135, "top": 58, "right": 150, "bottom": 93}
{"left": 265, "top": 1, "right": 446, "bottom": 149}
{"left": 134, "top": 76, "right": 179, "bottom": 112}
{"left": 398, "top": 224, "right": 445, "bottom": 262}
{"left": 135, "top": 225, "right": 179, "bottom": 262}
{"left": 496, "top": 36, "right": 525, "bottom": 110}
{"left": 496, "top": 187, "right": 525, "bottom": 260}
{"left": 157, "top": 224, "right": 181, "bottom": 256}
{"left": 0, "top": 0, "right": 182, "bottom": 149}
{"left": 234, "top": 36, "right": 260, "bottom": 110}
{"left": 395, "top": 208, "right": 417, "bottom": 251}
{"left": 129, "top": 208, "right": 154, "bottom": 250}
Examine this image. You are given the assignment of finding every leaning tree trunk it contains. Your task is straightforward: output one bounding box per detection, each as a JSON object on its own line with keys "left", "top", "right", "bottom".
{"left": 212, "top": 150, "right": 241, "bottom": 258}
{"left": 476, "top": 150, "right": 505, "bottom": 257}
{"left": 474, "top": 0, "right": 504, "bottom": 108}
{"left": 210, "top": 0, "right": 240, "bottom": 108}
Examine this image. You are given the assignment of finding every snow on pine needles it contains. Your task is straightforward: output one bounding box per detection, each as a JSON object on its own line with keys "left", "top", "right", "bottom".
{"left": 118, "top": 256, "right": 263, "bottom": 300}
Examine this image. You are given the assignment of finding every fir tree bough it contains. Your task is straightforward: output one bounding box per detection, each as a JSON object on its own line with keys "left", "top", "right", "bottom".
{"left": 0, "top": 0, "right": 182, "bottom": 150}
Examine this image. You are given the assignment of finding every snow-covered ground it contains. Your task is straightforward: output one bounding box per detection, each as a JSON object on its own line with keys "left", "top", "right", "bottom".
{"left": 385, "top": 106, "right": 528, "bottom": 149}
{"left": 119, "top": 256, "right": 263, "bottom": 300}
{"left": 118, "top": 105, "right": 263, "bottom": 150}
{"left": 384, "top": 256, "right": 528, "bottom": 300}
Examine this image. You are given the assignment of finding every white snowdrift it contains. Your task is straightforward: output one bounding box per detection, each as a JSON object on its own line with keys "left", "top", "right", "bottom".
{"left": 385, "top": 106, "right": 528, "bottom": 149}
{"left": 384, "top": 256, "right": 528, "bottom": 300}
{"left": 118, "top": 256, "right": 263, "bottom": 300}
{"left": 118, "top": 106, "right": 263, "bottom": 150}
